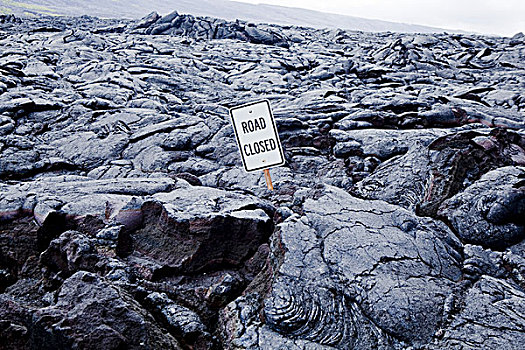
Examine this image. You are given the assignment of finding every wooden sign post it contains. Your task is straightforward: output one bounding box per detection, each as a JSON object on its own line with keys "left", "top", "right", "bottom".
{"left": 229, "top": 100, "right": 284, "bottom": 190}
{"left": 263, "top": 169, "right": 273, "bottom": 190}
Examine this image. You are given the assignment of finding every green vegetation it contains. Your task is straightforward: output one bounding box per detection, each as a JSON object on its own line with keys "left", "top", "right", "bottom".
{"left": 0, "top": 0, "right": 58, "bottom": 15}
{"left": 0, "top": 6, "right": 13, "bottom": 14}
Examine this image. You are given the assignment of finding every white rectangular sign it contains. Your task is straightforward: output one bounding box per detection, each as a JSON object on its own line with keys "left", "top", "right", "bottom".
{"left": 229, "top": 100, "right": 285, "bottom": 172}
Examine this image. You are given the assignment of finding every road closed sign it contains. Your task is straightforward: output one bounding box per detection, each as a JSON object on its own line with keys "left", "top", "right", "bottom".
{"left": 229, "top": 100, "right": 285, "bottom": 173}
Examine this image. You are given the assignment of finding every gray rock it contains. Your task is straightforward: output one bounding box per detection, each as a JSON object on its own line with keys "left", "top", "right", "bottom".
{"left": 34, "top": 271, "right": 181, "bottom": 349}
{"left": 132, "top": 11, "right": 160, "bottom": 29}
{"left": 52, "top": 131, "right": 128, "bottom": 170}
{"left": 244, "top": 25, "right": 289, "bottom": 47}
{"left": 145, "top": 292, "right": 212, "bottom": 348}
{"left": 333, "top": 140, "right": 362, "bottom": 158}
{"left": 1, "top": 10, "right": 525, "bottom": 350}
{"left": 0, "top": 147, "right": 41, "bottom": 180}
{"left": 332, "top": 128, "right": 448, "bottom": 160}
{"left": 462, "top": 244, "right": 508, "bottom": 281}
{"left": 220, "top": 186, "right": 463, "bottom": 348}
{"left": 0, "top": 176, "right": 179, "bottom": 240}
{"left": 438, "top": 166, "right": 525, "bottom": 249}
{"left": 132, "top": 11, "right": 289, "bottom": 47}
{"left": 510, "top": 32, "right": 525, "bottom": 46}
{"left": 40, "top": 230, "right": 100, "bottom": 276}
{"left": 354, "top": 142, "right": 433, "bottom": 210}
{"left": 132, "top": 186, "right": 274, "bottom": 273}
{"left": 429, "top": 276, "right": 525, "bottom": 350}
{"left": 0, "top": 294, "right": 33, "bottom": 349}
{"left": 161, "top": 122, "right": 211, "bottom": 150}
{"left": 356, "top": 129, "right": 525, "bottom": 216}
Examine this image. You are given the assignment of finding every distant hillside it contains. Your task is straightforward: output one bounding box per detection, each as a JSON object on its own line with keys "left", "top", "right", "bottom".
{"left": 0, "top": 0, "right": 454, "bottom": 33}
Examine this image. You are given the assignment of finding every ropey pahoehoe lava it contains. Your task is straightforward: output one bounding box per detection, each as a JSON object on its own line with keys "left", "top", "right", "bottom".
{"left": 0, "top": 10, "right": 525, "bottom": 350}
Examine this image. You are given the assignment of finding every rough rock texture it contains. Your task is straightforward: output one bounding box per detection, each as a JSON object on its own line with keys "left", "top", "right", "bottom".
{"left": 130, "top": 11, "right": 290, "bottom": 48}
{"left": 33, "top": 271, "right": 182, "bottom": 349}
{"left": 1, "top": 10, "right": 525, "bottom": 350}
{"left": 0, "top": 271, "right": 182, "bottom": 350}
{"left": 428, "top": 276, "right": 525, "bottom": 350}
{"left": 438, "top": 166, "right": 525, "bottom": 249}
{"left": 131, "top": 186, "right": 274, "bottom": 274}
{"left": 219, "top": 186, "right": 463, "bottom": 349}
{"left": 354, "top": 129, "right": 525, "bottom": 214}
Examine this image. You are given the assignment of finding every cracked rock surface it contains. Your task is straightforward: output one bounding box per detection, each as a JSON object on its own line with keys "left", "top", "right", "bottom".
{"left": 219, "top": 186, "right": 463, "bottom": 348}
{"left": 1, "top": 10, "right": 525, "bottom": 350}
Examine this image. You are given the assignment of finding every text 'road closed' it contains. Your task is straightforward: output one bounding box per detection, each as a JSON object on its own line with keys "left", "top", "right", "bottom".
{"left": 229, "top": 100, "right": 285, "bottom": 172}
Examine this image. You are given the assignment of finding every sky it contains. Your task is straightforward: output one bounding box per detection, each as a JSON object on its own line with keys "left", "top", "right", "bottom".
{"left": 234, "top": 0, "right": 525, "bottom": 36}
